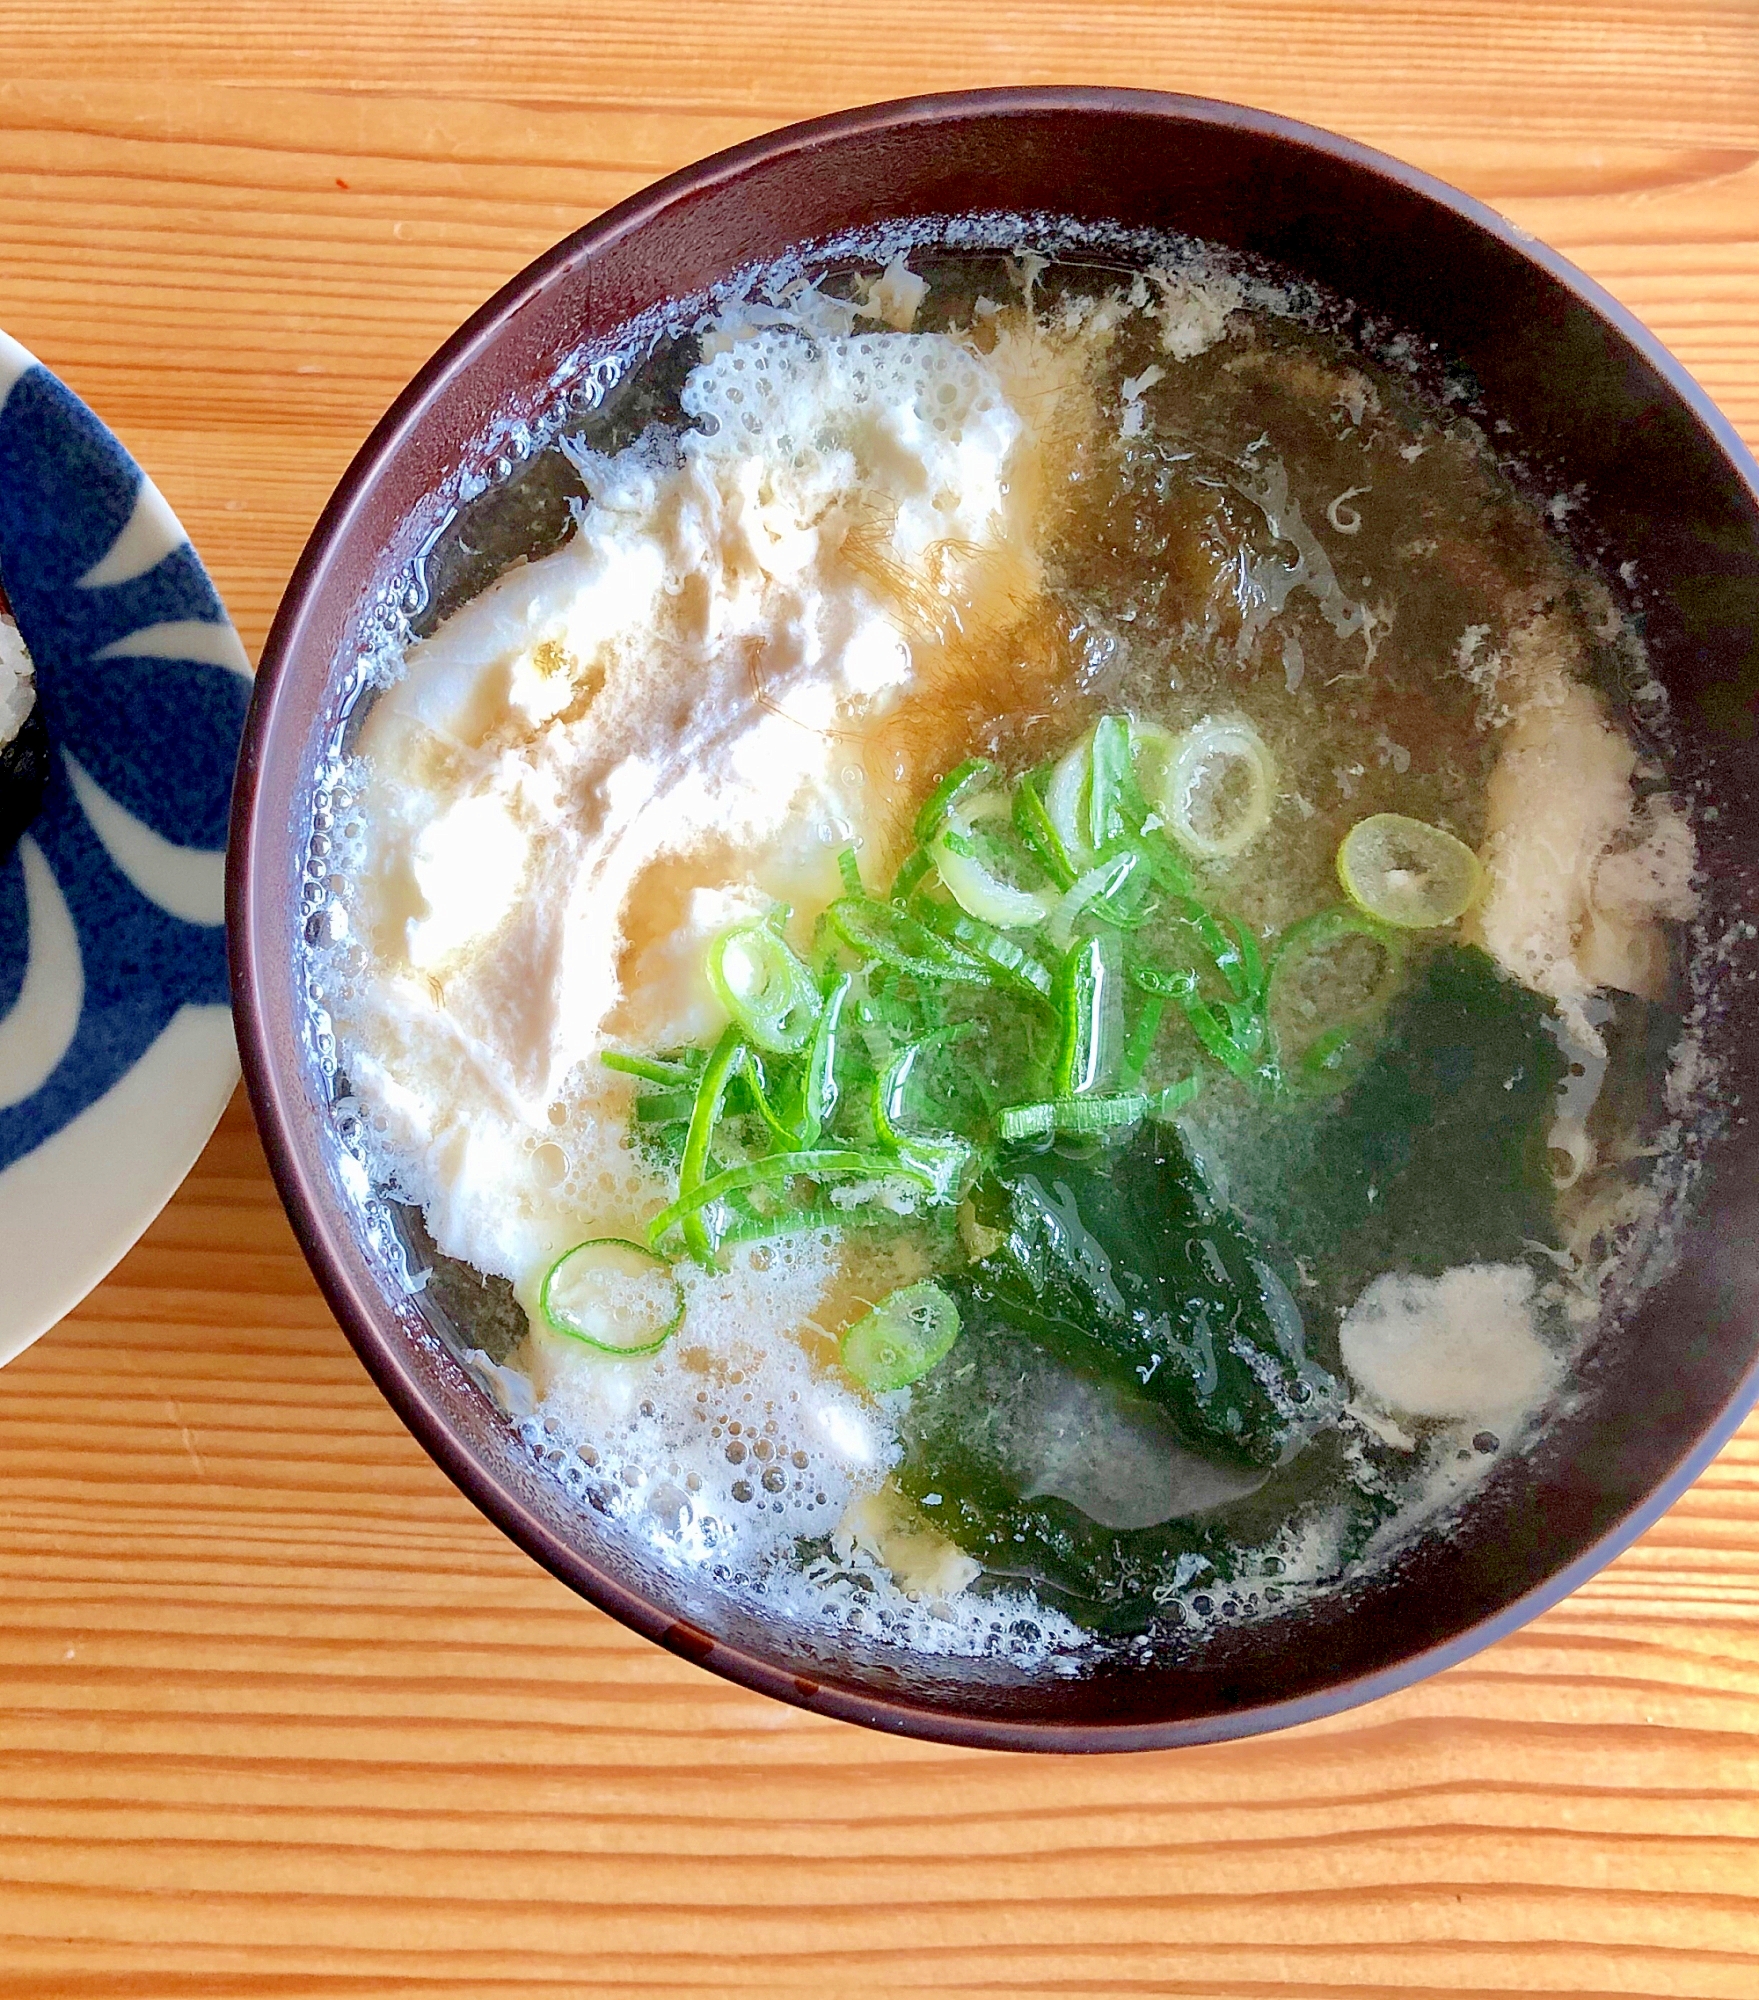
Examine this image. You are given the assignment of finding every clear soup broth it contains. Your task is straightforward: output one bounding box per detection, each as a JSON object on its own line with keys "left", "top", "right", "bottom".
{"left": 309, "top": 229, "right": 1712, "bottom": 1663}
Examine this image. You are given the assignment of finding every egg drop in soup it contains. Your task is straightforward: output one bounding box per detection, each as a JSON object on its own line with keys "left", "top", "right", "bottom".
{"left": 314, "top": 235, "right": 1711, "bottom": 1659}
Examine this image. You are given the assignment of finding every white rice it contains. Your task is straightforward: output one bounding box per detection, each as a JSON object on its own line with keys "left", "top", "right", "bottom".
{"left": 0, "top": 614, "right": 33, "bottom": 748}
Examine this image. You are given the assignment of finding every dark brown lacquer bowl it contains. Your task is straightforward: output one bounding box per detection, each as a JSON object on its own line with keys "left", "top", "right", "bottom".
{"left": 230, "top": 90, "right": 1759, "bottom": 1751}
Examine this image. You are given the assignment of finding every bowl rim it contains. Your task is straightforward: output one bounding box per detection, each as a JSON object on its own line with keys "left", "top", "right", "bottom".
{"left": 230, "top": 84, "right": 1759, "bottom": 1752}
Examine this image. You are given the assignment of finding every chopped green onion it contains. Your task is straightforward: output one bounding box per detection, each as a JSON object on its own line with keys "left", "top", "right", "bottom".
{"left": 930, "top": 815, "right": 1058, "bottom": 930}
{"left": 891, "top": 1139, "right": 974, "bottom": 1195}
{"left": 1087, "top": 713, "right": 1133, "bottom": 852}
{"left": 623, "top": 712, "right": 1375, "bottom": 1272}
{"left": 1337, "top": 813, "right": 1483, "bottom": 928}
{"left": 1117, "top": 991, "right": 1167, "bottom": 1092}
{"left": 1045, "top": 730, "right": 1096, "bottom": 868}
{"left": 1268, "top": 904, "right": 1408, "bottom": 1088}
{"left": 889, "top": 847, "right": 933, "bottom": 903}
{"left": 675, "top": 1025, "right": 746, "bottom": 1266}
{"left": 1148, "top": 1074, "right": 1203, "bottom": 1118}
{"left": 1158, "top": 714, "right": 1277, "bottom": 859}
{"left": 1156, "top": 897, "right": 1261, "bottom": 1003}
{"left": 913, "top": 899, "right": 1056, "bottom": 999}
{"left": 962, "top": 788, "right": 1016, "bottom": 826}
{"left": 914, "top": 756, "right": 996, "bottom": 846}
{"left": 1129, "top": 958, "right": 1270, "bottom": 1085}
{"left": 872, "top": 1033, "right": 974, "bottom": 1197}
{"left": 647, "top": 1147, "right": 935, "bottom": 1251}
{"left": 539, "top": 1239, "right": 685, "bottom": 1356}
{"left": 826, "top": 895, "right": 992, "bottom": 985}
{"left": 708, "top": 920, "right": 821, "bottom": 1054}
{"left": 999, "top": 1092, "right": 1150, "bottom": 1142}
{"left": 998, "top": 1100, "right": 1056, "bottom": 1141}
{"left": 1128, "top": 720, "right": 1178, "bottom": 811}
{"left": 634, "top": 1088, "right": 697, "bottom": 1125}
{"left": 716, "top": 1201, "right": 893, "bottom": 1250}
{"left": 853, "top": 965, "right": 916, "bottom": 1043}
{"left": 1188, "top": 997, "right": 1269, "bottom": 1082}
{"left": 1013, "top": 767, "right": 1078, "bottom": 890}
{"left": 601, "top": 1049, "right": 705, "bottom": 1087}
{"left": 1086, "top": 843, "right": 1154, "bottom": 928}
{"left": 1126, "top": 959, "right": 1197, "bottom": 1002}
{"left": 1269, "top": 906, "right": 1405, "bottom": 990}
{"left": 1219, "top": 913, "right": 1267, "bottom": 1004}
{"left": 1054, "top": 1090, "right": 1148, "bottom": 1134}
{"left": 840, "top": 1282, "right": 961, "bottom": 1392}
{"left": 1299, "top": 1021, "right": 1370, "bottom": 1085}
{"left": 737, "top": 1046, "right": 806, "bottom": 1152}
{"left": 1055, "top": 933, "right": 1120, "bottom": 1097}
{"left": 796, "top": 971, "right": 850, "bottom": 1146}
{"left": 1047, "top": 849, "right": 1139, "bottom": 950}
{"left": 873, "top": 1032, "right": 963, "bottom": 1132}
{"left": 1128, "top": 820, "right": 1199, "bottom": 899}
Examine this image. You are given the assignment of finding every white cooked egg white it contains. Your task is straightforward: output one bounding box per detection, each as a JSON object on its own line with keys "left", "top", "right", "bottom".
{"left": 338, "top": 285, "right": 1097, "bottom": 1294}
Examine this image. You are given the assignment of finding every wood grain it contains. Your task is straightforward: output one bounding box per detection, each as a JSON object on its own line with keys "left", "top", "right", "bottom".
{"left": 2, "top": 3, "right": 1758, "bottom": 1992}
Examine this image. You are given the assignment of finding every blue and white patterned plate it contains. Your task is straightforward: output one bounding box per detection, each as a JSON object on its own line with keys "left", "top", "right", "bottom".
{"left": 0, "top": 330, "right": 249, "bottom": 1366}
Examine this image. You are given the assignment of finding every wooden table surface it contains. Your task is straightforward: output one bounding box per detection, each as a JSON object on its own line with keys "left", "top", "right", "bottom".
{"left": 4, "top": 4, "right": 1759, "bottom": 1993}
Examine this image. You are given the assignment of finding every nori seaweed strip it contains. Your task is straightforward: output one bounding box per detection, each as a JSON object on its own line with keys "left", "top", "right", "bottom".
{"left": 0, "top": 696, "right": 49, "bottom": 864}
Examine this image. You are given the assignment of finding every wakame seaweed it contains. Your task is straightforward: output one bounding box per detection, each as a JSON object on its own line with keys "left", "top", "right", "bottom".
{"left": 955, "top": 1124, "right": 1332, "bottom": 1468}
{"left": 1244, "top": 943, "right": 1573, "bottom": 1309}
{"left": 882, "top": 1122, "right": 1341, "bottom": 1627}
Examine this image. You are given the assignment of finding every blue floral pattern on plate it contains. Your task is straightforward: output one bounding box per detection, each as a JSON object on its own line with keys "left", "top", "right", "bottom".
{"left": 0, "top": 330, "right": 248, "bottom": 1344}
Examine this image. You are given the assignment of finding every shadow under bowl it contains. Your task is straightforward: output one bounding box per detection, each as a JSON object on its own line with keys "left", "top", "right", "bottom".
{"left": 229, "top": 89, "right": 1759, "bottom": 1751}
